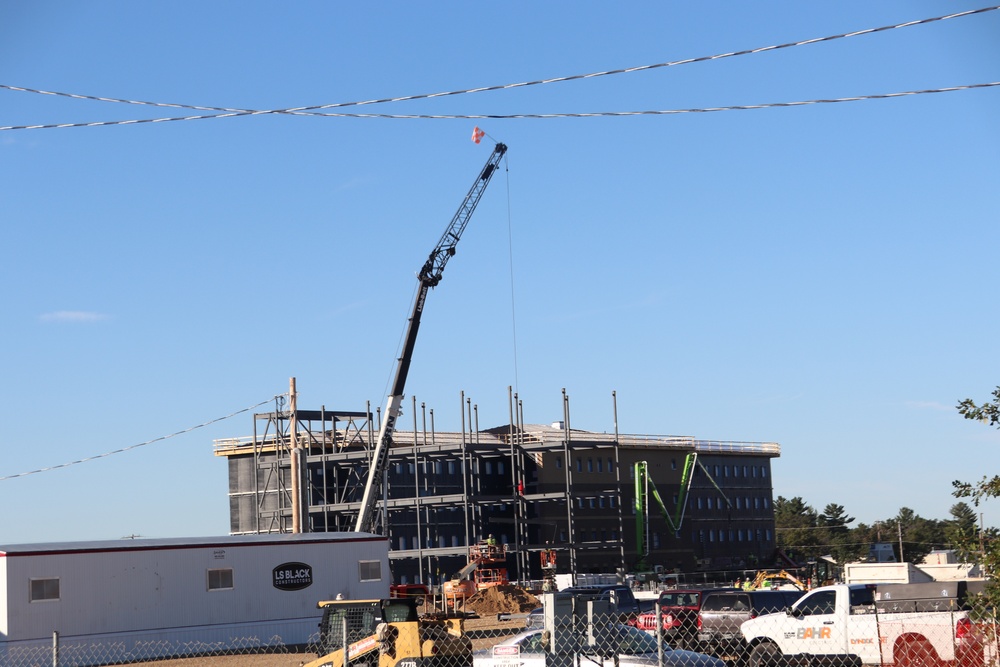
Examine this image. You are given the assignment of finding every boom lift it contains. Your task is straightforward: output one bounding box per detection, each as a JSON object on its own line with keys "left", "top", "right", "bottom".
{"left": 354, "top": 142, "right": 508, "bottom": 534}
{"left": 442, "top": 538, "right": 510, "bottom": 607}
{"left": 634, "top": 456, "right": 732, "bottom": 572}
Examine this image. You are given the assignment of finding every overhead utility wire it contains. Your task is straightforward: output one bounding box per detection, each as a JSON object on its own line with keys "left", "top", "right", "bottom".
{"left": 5, "top": 5, "right": 997, "bottom": 116}
{"left": 0, "top": 395, "right": 284, "bottom": 482}
{"left": 1, "top": 82, "right": 996, "bottom": 131}
{"left": 0, "top": 4, "right": 996, "bottom": 130}
{"left": 217, "top": 82, "right": 1000, "bottom": 118}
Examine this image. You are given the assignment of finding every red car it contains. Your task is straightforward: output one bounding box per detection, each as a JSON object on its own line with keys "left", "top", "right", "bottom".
{"left": 632, "top": 588, "right": 737, "bottom": 649}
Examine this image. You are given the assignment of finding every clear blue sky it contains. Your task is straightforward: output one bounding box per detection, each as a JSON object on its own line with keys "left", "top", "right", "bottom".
{"left": 2, "top": 1, "right": 998, "bottom": 545}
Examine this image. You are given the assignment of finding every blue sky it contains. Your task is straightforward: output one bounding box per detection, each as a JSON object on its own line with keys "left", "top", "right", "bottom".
{"left": 2, "top": 1, "right": 998, "bottom": 545}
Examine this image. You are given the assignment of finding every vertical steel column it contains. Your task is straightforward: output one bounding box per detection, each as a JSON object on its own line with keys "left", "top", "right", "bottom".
{"left": 613, "top": 391, "right": 626, "bottom": 568}
{"left": 460, "top": 391, "right": 470, "bottom": 550}
{"left": 508, "top": 387, "right": 518, "bottom": 582}
{"left": 291, "top": 377, "right": 301, "bottom": 534}
{"left": 517, "top": 395, "right": 529, "bottom": 582}
{"left": 562, "top": 388, "right": 577, "bottom": 580}
{"left": 320, "top": 405, "right": 328, "bottom": 533}
{"left": 253, "top": 404, "right": 263, "bottom": 534}
{"left": 412, "top": 396, "right": 423, "bottom": 582}
{"left": 418, "top": 402, "right": 427, "bottom": 583}
{"left": 467, "top": 397, "right": 477, "bottom": 541}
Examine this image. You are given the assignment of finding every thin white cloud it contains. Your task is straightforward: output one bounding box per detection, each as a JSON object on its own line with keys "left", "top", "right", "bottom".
{"left": 333, "top": 176, "right": 373, "bottom": 193}
{"left": 904, "top": 400, "right": 954, "bottom": 413}
{"left": 40, "top": 310, "right": 108, "bottom": 323}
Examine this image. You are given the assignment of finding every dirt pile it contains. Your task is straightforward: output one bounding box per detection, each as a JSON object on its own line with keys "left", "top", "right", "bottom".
{"left": 462, "top": 584, "right": 539, "bottom": 614}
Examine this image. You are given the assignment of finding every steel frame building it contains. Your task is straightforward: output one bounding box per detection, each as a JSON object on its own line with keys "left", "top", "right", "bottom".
{"left": 215, "top": 391, "right": 781, "bottom": 586}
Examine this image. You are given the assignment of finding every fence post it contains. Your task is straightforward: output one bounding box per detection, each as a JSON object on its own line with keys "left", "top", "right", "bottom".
{"left": 52, "top": 630, "right": 59, "bottom": 667}
{"left": 343, "top": 615, "right": 349, "bottom": 667}
{"left": 656, "top": 602, "right": 663, "bottom": 667}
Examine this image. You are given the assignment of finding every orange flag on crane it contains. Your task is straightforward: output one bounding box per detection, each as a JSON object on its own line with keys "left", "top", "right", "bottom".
{"left": 471, "top": 126, "right": 485, "bottom": 144}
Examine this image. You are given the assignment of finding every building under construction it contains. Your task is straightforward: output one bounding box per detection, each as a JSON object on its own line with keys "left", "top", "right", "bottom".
{"left": 215, "top": 389, "right": 780, "bottom": 586}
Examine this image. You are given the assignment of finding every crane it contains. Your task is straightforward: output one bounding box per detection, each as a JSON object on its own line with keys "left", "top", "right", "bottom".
{"left": 633, "top": 455, "right": 732, "bottom": 572}
{"left": 634, "top": 457, "right": 696, "bottom": 573}
{"left": 354, "top": 142, "right": 508, "bottom": 534}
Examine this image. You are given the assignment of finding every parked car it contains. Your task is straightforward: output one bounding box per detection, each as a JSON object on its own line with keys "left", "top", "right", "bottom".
{"left": 696, "top": 589, "right": 805, "bottom": 661}
{"left": 631, "top": 588, "right": 738, "bottom": 649}
{"left": 474, "top": 625, "right": 726, "bottom": 667}
{"left": 525, "top": 585, "right": 641, "bottom": 628}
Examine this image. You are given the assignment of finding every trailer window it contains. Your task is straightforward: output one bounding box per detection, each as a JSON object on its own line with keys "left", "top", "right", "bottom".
{"left": 359, "top": 560, "right": 383, "bottom": 582}
{"left": 30, "top": 577, "right": 60, "bottom": 602}
{"left": 207, "top": 568, "right": 234, "bottom": 591}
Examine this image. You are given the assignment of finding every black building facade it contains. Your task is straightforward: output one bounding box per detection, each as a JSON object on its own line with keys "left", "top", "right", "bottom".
{"left": 216, "top": 399, "right": 780, "bottom": 587}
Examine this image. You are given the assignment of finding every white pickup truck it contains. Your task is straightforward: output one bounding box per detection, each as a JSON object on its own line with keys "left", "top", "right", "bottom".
{"left": 740, "top": 582, "right": 984, "bottom": 667}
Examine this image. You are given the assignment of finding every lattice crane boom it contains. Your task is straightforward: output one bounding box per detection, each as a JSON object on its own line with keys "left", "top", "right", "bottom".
{"left": 354, "top": 142, "right": 508, "bottom": 534}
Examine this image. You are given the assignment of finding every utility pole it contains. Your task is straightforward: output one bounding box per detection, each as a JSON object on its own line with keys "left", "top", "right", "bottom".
{"left": 897, "top": 522, "right": 904, "bottom": 563}
{"left": 980, "top": 513, "right": 986, "bottom": 559}
{"left": 290, "top": 377, "right": 305, "bottom": 533}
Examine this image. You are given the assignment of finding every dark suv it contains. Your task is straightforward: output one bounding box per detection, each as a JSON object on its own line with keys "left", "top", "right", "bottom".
{"left": 696, "top": 589, "right": 804, "bottom": 661}
{"left": 631, "top": 587, "right": 737, "bottom": 649}
{"left": 525, "top": 585, "right": 640, "bottom": 628}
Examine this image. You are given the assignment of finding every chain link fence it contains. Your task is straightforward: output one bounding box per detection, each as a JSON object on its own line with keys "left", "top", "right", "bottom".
{"left": 3, "top": 589, "right": 997, "bottom": 667}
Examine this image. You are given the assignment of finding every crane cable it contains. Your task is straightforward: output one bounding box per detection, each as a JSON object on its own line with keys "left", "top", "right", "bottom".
{"left": 502, "top": 148, "right": 520, "bottom": 398}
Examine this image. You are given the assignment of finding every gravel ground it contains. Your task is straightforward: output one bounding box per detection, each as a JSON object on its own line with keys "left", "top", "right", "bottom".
{"left": 131, "top": 654, "right": 317, "bottom": 667}
{"left": 128, "top": 617, "right": 523, "bottom": 667}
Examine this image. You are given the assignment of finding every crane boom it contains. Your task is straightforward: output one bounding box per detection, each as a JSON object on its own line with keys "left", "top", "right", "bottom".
{"left": 354, "top": 142, "right": 508, "bottom": 534}
{"left": 634, "top": 456, "right": 732, "bottom": 570}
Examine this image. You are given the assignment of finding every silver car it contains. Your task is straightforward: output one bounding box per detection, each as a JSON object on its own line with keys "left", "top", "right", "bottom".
{"left": 474, "top": 625, "right": 725, "bottom": 667}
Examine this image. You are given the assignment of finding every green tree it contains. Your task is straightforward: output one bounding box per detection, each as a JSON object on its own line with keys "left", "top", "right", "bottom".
{"left": 850, "top": 523, "right": 881, "bottom": 561}
{"left": 953, "top": 386, "right": 1000, "bottom": 608}
{"left": 819, "top": 503, "right": 855, "bottom": 529}
{"left": 818, "top": 503, "right": 859, "bottom": 563}
{"left": 946, "top": 502, "right": 979, "bottom": 546}
{"left": 774, "top": 496, "right": 821, "bottom": 563}
{"left": 878, "top": 507, "right": 946, "bottom": 564}
{"left": 955, "top": 387, "right": 1000, "bottom": 503}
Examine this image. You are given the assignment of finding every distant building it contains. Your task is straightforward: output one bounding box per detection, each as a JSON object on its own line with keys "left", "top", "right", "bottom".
{"left": 216, "top": 400, "right": 780, "bottom": 585}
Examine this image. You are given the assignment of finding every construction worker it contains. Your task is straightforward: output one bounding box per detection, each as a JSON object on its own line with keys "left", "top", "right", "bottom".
{"left": 487, "top": 534, "right": 497, "bottom": 547}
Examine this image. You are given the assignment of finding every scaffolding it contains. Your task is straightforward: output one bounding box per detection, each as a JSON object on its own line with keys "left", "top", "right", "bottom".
{"left": 214, "top": 399, "right": 373, "bottom": 535}
{"left": 214, "top": 388, "right": 781, "bottom": 586}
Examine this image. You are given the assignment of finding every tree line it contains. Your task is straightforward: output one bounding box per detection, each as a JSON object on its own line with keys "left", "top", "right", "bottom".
{"left": 773, "top": 497, "right": 986, "bottom": 566}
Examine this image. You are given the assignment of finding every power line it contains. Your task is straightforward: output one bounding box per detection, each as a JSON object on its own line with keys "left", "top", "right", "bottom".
{"left": 1, "top": 82, "right": 996, "bottom": 132}
{"left": 1, "top": 5, "right": 997, "bottom": 131}
{"left": 0, "top": 395, "right": 284, "bottom": 482}
{"left": 780, "top": 540, "right": 954, "bottom": 549}
{"left": 775, "top": 525, "right": 857, "bottom": 531}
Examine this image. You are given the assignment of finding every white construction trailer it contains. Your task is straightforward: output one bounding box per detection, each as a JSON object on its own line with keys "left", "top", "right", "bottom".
{"left": 0, "top": 532, "right": 389, "bottom": 664}
{"left": 844, "top": 551, "right": 983, "bottom": 585}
